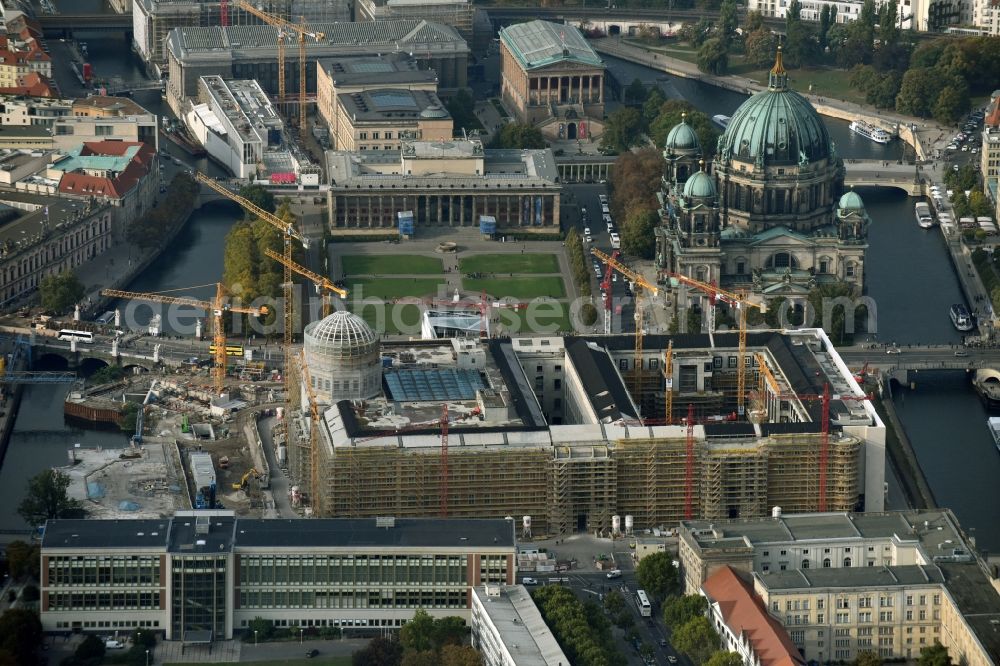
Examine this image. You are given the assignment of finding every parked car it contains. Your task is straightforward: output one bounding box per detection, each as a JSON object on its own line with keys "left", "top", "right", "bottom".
{"left": 606, "top": 569, "right": 622, "bottom": 578}
{"left": 306, "top": 649, "right": 319, "bottom": 658}
{"left": 522, "top": 577, "right": 538, "bottom": 585}
{"left": 105, "top": 640, "right": 124, "bottom": 650}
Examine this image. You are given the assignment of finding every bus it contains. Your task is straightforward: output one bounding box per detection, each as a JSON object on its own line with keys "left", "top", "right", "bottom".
{"left": 208, "top": 344, "right": 244, "bottom": 357}
{"left": 635, "top": 589, "right": 652, "bottom": 617}
{"left": 57, "top": 329, "right": 93, "bottom": 343}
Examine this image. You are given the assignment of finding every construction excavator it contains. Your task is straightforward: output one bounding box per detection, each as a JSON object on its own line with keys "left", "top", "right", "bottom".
{"left": 232, "top": 468, "right": 260, "bottom": 491}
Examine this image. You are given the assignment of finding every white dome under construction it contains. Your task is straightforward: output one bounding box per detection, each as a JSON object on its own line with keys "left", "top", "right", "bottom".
{"left": 303, "top": 311, "right": 381, "bottom": 403}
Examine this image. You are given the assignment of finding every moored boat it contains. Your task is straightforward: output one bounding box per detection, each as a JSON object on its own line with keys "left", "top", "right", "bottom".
{"left": 950, "top": 304, "right": 974, "bottom": 331}
{"left": 850, "top": 119, "right": 893, "bottom": 144}
{"left": 915, "top": 202, "right": 934, "bottom": 229}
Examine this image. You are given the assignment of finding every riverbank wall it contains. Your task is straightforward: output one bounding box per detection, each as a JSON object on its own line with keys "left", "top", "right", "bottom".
{"left": 877, "top": 385, "right": 938, "bottom": 510}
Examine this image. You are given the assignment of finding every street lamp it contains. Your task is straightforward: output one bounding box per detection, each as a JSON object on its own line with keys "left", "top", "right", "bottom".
{"left": 254, "top": 630, "right": 258, "bottom": 646}
{"left": 300, "top": 628, "right": 303, "bottom": 644}
{"left": 145, "top": 649, "right": 150, "bottom": 666}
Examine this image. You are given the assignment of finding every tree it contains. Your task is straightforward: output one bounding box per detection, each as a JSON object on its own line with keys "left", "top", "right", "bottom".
{"left": 663, "top": 594, "right": 708, "bottom": 628}
{"left": 855, "top": 650, "right": 883, "bottom": 666}
{"left": 5, "top": 541, "right": 39, "bottom": 581}
{"left": 673, "top": 616, "right": 721, "bottom": 665}
{"left": 877, "top": 0, "right": 899, "bottom": 48}
{"left": 643, "top": 87, "right": 666, "bottom": 128}
{"left": 697, "top": 38, "right": 729, "bottom": 75}
{"left": 120, "top": 401, "right": 140, "bottom": 435}
{"left": 604, "top": 589, "right": 627, "bottom": 615}
{"left": 744, "top": 10, "right": 764, "bottom": 32}
{"left": 533, "top": 585, "right": 621, "bottom": 666}
{"left": 433, "top": 616, "right": 467, "bottom": 648}
{"left": 622, "top": 208, "right": 659, "bottom": 260}
{"left": 895, "top": 67, "right": 940, "bottom": 117}
{"left": 353, "top": 637, "right": 403, "bottom": 666}
{"left": 610, "top": 149, "right": 663, "bottom": 223}
{"left": 19, "top": 585, "right": 38, "bottom": 603}
{"left": 491, "top": 123, "right": 546, "bottom": 149}
{"left": 807, "top": 282, "right": 867, "bottom": 345}
{"left": 581, "top": 302, "right": 598, "bottom": 328}
{"left": 74, "top": 634, "right": 106, "bottom": 664}
{"left": 718, "top": 0, "right": 739, "bottom": 45}
{"left": 445, "top": 89, "right": 480, "bottom": 131}
{"left": 818, "top": 5, "right": 833, "bottom": 50}
{"left": 402, "top": 650, "right": 440, "bottom": 666}
{"left": 248, "top": 616, "right": 275, "bottom": 641}
{"left": 400, "top": 609, "right": 437, "bottom": 653}
{"left": 237, "top": 185, "right": 276, "bottom": 217}
{"left": 0, "top": 608, "right": 42, "bottom": 666}
{"left": 705, "top": 652, "right": 745, "bottom": 666}
{"left": 17, "top": 469, "right": 84, "bottom": 526}
{"left": 933, "top": 85, "right": 970, "bottom": 124}
{"left": 626, "top": 78, "right": 648, "bottom": 106}
{"left": 601, "top": 107, "right": 643, "bottom": 152}
{"left": 39, "top": 271, "right": 85, "bottom": 314}
{"left": 440, "top": 644, "right": 482, "bottom": 666}
{"left": 917, "top": 642, "right": 952, "bottom": 666}
{"left": 744, "top": 29, "right": 778, "bottom": 68}
{"left": 635, "top": 552, "right": 680, "bottom": 600}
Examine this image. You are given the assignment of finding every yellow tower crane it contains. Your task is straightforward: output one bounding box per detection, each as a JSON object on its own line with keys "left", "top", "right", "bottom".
{"left": 236, "top": 1, "right": 324, "bottom": 140}
{"left": 194, "top": 173, "right": 308, "bottom": 398}
{"left": 662, "top": 271, "right": 765, "bottom": 416}
{"left": 101, "top": 284, "right": 269, "bottom": 395}
{"left": 298, "top": 349, "right": 321, "bottom": 515}
{"left": 591, "top": 248, "right": 659, "bottom": 398}
{"left": 263, "top": 248, "right": 347, "bottom": 317}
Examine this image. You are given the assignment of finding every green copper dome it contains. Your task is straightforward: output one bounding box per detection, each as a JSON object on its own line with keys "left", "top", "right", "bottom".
{"left": 683, "top": 169, "right": 716, "bottom": 199}
{"left": 718, "top": 49, "right": 831, "bottom": 167}
{"left": 838, "top": 190, "right": 865, "bottom": 210}
{"left": 665, "top": 116, "right": 700, "bottom": 151}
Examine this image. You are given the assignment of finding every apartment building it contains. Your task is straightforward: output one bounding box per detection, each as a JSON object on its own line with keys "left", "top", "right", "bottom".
{"left": 471, "top": 584, "right": 569, "bottom": 666}
{"left": 981, "top": 97, "right": 1000, "bottom": 198}
{"left": 746, "top": 0, "right": 969, "bottom": 31}
{"left": 0, "top": 95, "right": 72, "bottom": 127}
{"left": 681, "top": 510, "right": 1000, "bottom": 665}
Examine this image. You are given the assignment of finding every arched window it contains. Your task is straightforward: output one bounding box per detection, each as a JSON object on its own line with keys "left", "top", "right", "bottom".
{"left": 768, "top": 252, "right": 798, "bottom": 269}
{"left": 822, "top": 558, "right": 831, "bottom": 568}
{"left": 845, "top": 261, "right": 857, "bottom": 278}
{"left": 844, "top": 557, "right": 852, "bottom": 568}
{"left": 818, "top": 256, "right": 832, "bottom": 274}
{"left": 695, "top": 266, "right": 708, "bottom": 283}
{"left": 802, "top": 559, "right": 810, "bottom": 569}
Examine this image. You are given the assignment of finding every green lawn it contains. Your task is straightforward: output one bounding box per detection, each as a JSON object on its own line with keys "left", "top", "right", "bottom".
{"left": 464, "top": 276, "right": 566, "bottom": 299}
{"left": 459, "top": 253, "right": 559, "bottom": 274}
{"left": 341, "top": 254, "right": 443, "bottom": 275}
{"left": 354, "top": 304, "right": 425, "bottom": 336}
{"left": 499, "top": 302, "right": 581, "bottom": 334}
{"left": 346, "top": 277, "right": 446, "bottom": 300}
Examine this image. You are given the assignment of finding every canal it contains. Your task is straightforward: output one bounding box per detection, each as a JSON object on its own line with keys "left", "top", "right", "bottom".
{"left": 3, "top": 44, "right": 996, "bottom": 550}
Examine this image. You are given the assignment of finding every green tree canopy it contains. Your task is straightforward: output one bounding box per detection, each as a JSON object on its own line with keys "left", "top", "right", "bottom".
{"left": 400, "top": 609, "right": 437, "bottom": 653}
{"left": 697, "top": 38, "right": 729, "bottom": 75}
{"left": 352, "top": 636, "right": 403, "bottom": 666}
{"left": 635, "top": 552, "right": 680, "bottom": 599}
{"left": 718, "top": 0, "right": 739, "bottom": 45}
{"left": 855, "top": 650, "right": 883, "bottom": 666}
{"left": 491, "top": 123, "right": 546, "bottom": 149}
{"left": 440, "top": 644, "right": 482, "bottom": 666}
{"left": 446, "top": 89, "right": 480, "bottom": 132}
{"left": 5, "top": 541, "right": 39, "bottom": 580}
{"left": 673, "top": 616, "right": 721, "bottom": 665}
{"left": 744, "top": 29, "right": 778, "bottom": 68}
{"left": 744, "top": 10, "right": 764, "bottom": 32}
{"left": 17, "top": 469, "right": 84, "bottom": 526}
{"left": 610, "top": 148, "right": 664, "bottom": 223}
{"left": 39, "top": 271, "right": 85, "bottom": 314}
{"left": 621, "top": 208, "right": 659, "bottom": 260}
{"left": 649, "top": 100, "right": 718, "bottom": 155}
{"left": 705, "top": 651, "right": 745, "bottom": 666}
{"left": 237, "top": 185, "right": 276, "bottom": 217}
{"left": 401, "top": 651, "right": 439, "bottom": 666}
{"left": 533, "top": 585, "right": 622, "bottom": 666}
{"left": 626, "top": 78, "right": 648, "bottom": 105}
{"left": 601, "top": 107, "right": 644, "bottom": 153}
{"left": 74, "top": 634, "right": 106, "bottom": 664}
{"left": 126, "top": 173, "right": 198, "bottom": 250}
{"left": 917, "top": 642, "right": 952, "bottom": 666}
{"left": 0, "top": 608, "right": 42, "bottom": 666}
{"left": 663, "top": 594, "right": 709, "bottom": 628}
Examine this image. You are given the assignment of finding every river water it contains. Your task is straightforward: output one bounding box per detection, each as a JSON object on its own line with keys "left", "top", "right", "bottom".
{"left": 2, "top": 43, "right": 996, "bottom": 550}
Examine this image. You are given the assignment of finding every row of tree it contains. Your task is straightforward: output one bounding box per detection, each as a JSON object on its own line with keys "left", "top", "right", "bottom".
{"left": 39, "top": 271, "right": 85, "bottom": 314}
{"left": 126, "top": 172, "right": 199, "bottom": 250}
{"left": 532, "top": 584, "right": 621, "bottom": 666}
{"left": 351, "top": 609, "right": 479, "bottom": 666}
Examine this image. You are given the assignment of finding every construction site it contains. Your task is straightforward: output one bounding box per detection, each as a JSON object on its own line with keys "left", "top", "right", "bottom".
{"left": 284, "top": 304, "right": 885, "bottom": 537}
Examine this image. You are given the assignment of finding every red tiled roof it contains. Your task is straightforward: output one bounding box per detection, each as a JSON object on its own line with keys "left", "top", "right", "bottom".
{"left": 58, "top": 142, "right": 156, "bottom": 201}
{"left": 987, "top": 97, "right": 1000, "bottom": 128}
{"left": 702, "top": 566, "right": 805, "bottom": 666}
{"left": 0, "top": 72, "right": 55, "bottom": 97}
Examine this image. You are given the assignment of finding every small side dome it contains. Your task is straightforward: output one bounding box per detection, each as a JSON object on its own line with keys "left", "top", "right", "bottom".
{"left": 420, "top": 104, "right": 449, "bottom": 119}
{"left": 665, "top": 113, "right": 701, "bottom": 151}
{"left": 683, "top": 169, "right": 716, "bottom": 199}
{"left": 838, "top": 190, "right": 865, "bottom": 210}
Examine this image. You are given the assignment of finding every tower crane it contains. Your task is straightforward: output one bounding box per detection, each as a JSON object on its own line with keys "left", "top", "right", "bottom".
{"left": 236, "top": 1, "right": 325, "bottom": 140}
{"left": 662, "top": 270, "right": 765, "bottom": 417}
{"left": 591, "top": 248, "right": 658, "bottom": 397}
{"left": 101, "top": 284, "right": 269, "bottom": 395}
{"left": 194, "top": 172, "right": 308, "bottom": 397}
{"left": 751, "top": 352, "right": 872, "bottom": 511}
{"left": 298, "top": 350, "right": 321, "bottom": 515}
{"left": 264, "top": 248, "right": 347, "bottom": 318}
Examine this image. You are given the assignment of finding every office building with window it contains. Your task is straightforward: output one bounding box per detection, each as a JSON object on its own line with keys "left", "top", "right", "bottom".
{"left": 40, "top": 513, "right": 516, "bottom": 640}
{"left": 680, "top": 510, "right": 1000, "bottom": 665}
{"left": 471, "top": 584, "right": 569, "bottom": 666}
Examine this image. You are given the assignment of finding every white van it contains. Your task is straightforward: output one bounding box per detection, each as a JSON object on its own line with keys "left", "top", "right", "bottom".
{"left": 610, "top": 233, "right": 621, "bottom": 249}
{"left": 606, "top": 569, "right": 622, "bottom": 579}
{"left": 105, "top": 640, "right": 125, "bottom": 650}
